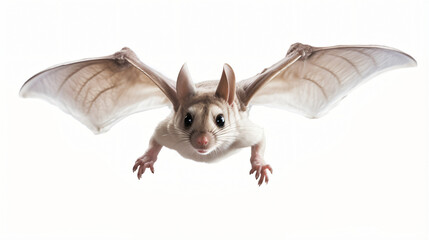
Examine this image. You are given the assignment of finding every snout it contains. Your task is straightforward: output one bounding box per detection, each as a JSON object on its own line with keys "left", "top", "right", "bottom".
{"left": 197, "top": 135, "right": 209, "bottom": 146}
{"left": 190, "top": 132, "right": 215, "bottom": 154}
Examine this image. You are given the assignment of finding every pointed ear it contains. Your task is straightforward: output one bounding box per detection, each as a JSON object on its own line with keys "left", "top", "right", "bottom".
{"left": 176, "top": 63, "right": 195, "bottom": 104}
{"left": 215, "top": 63, "right": 236, "bottom": 105}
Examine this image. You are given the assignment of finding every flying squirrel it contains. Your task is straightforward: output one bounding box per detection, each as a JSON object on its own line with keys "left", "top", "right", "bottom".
{"left": 20, "top": 43, "right": 416, "bottom": 185}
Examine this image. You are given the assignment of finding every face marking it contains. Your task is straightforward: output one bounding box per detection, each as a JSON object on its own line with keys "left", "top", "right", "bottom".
{"left": 201, "top": 105, "right": 208, "bottom": 126}
{"left": 176, "top": 97, "right": 233, "bottom": 155}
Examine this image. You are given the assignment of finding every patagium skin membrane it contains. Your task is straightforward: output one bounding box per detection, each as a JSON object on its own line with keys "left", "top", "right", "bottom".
{"left": 20, "top": 43, "right": 416, "bottom": 185}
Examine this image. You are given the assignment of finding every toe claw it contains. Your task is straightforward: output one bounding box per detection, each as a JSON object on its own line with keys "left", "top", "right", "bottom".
{"left": 138, "top": 165, "right": 145, "bottom": 178}
{"left": 259, "top": 174, "right": 265, "bottom": 185}
{"left": 250, "top": 163, "right": 273, "bottom": 186}
{"left": 133, "top": 154, "right": 157, "bottom": 180}
{"left": 256, "top": 166, "right": 262, "bottom": 179}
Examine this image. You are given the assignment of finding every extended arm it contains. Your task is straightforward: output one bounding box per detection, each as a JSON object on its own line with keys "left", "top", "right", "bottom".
{"left": 249, "top": 132, "right": 273, "bottom": 186}
{"left": 133, "top": 137, "right": 163, "bottom": 179}
{"left": 233, "top": 119, "right": 273, "bottom": 186}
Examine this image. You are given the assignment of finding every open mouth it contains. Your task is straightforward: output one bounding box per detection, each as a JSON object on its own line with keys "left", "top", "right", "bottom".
{"left": 196, "top": 149, "right": 211, "bottom": 155}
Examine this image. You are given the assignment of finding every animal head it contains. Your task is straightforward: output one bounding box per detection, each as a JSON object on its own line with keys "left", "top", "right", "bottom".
{"left": 173, "top": 63, "right": 237, "bottom": 155}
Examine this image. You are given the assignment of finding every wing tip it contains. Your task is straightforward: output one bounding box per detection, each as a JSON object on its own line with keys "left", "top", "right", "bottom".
{"left": 19, "top": 84, "right": 34, "bottom": 99}
{"left": 390, "top": 50, "right": 417, "bottom": 70}
{"left": 392, "top": 47, "right": 417, "bottom": 67}
{"left": 19, "top": 87, "right": 27, "bottom": 98}
{"left": 314, "top": 44, "right": 417, "bottom": 67}
{"left": 406, "top": 55, "right": 418, "bottom": 67}
{"left": 19, "top": 75, "right": 37, "bottom": 98}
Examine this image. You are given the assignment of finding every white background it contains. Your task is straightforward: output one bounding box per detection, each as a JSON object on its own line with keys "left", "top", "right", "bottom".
{"left": 1, "top": 0, "right": 428, "bottom": 239}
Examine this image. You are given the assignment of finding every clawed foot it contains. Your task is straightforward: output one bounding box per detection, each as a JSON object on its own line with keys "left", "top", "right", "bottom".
{"left": 132, "top": 154, "right": 157, "bottom": 179}
{"left": 249, "top": 156, "right": 273, "bottom": 186}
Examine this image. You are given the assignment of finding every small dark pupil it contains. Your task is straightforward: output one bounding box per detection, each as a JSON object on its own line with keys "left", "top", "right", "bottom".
{"left": 184, "top": 113, "right": 193, "bottom": 128}
{"left": 216, "top": 114, "right": 225, "bottom": 127}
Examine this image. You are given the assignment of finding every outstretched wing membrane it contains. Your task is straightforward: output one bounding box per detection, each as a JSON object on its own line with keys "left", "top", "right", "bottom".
{"left": 20, "top": 47, "right": 178, "bottom": 133}
{"left": 238, "top": 43, "right": 416, "bottom": 118}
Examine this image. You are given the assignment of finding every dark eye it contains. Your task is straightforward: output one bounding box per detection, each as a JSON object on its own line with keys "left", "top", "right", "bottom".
{"left": 216, "top": 114, "right": 225, "bottom": 127}
{"left": 184, "top": 113, "right": 193, "bottom": 128}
